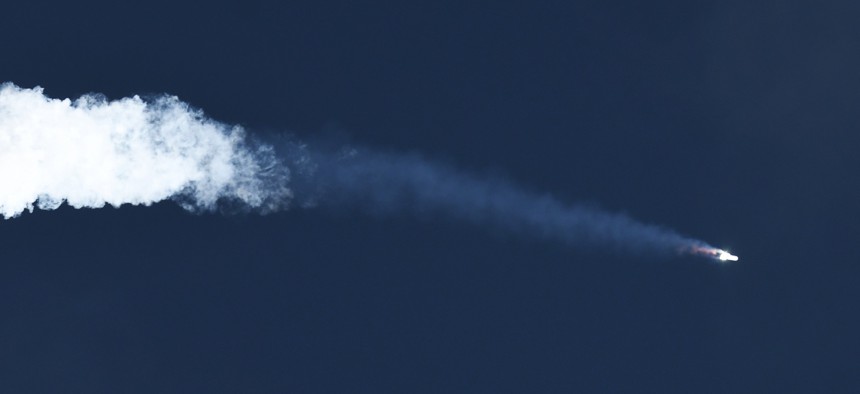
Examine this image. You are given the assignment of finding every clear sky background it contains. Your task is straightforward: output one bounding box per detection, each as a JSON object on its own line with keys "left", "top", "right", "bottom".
{"left": 1, "top": 1, "right": 859, "bottom": 392}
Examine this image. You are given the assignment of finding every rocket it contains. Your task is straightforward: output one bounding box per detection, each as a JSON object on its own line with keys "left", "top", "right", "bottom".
{"left": 690, "top": 246, "right": 739, "bottom": 262}
{"left": 715, "top": 249, "right": 739, "bottom": 262}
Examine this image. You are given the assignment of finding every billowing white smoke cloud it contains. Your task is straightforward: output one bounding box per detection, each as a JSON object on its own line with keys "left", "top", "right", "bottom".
{"left": 0, "top": 83, "right": 289, "bottom": 218}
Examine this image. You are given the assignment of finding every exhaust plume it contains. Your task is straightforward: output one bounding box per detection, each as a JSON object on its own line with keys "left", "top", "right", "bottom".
{"left": 0, "top": 83, "right": 724, "bottom": 259}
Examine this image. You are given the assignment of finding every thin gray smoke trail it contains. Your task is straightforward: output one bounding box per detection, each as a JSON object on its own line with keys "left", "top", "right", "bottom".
{"left": 0, "top": 83, "right": 720, "bottom": 259}
{"left": 287, "top": 146, "right": 709, "bottom": 256}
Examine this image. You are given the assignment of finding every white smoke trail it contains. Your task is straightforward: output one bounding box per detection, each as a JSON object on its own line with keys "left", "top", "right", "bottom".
{"left": 0, "top": 83, "right": 289, "bottom": 218}
{"left": 0, "top": 82, "right": 730, "bottom": 260}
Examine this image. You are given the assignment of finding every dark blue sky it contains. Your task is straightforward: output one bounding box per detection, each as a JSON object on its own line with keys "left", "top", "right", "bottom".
{"left": 2, "top": 1, "right": 859, "bottom": 392}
